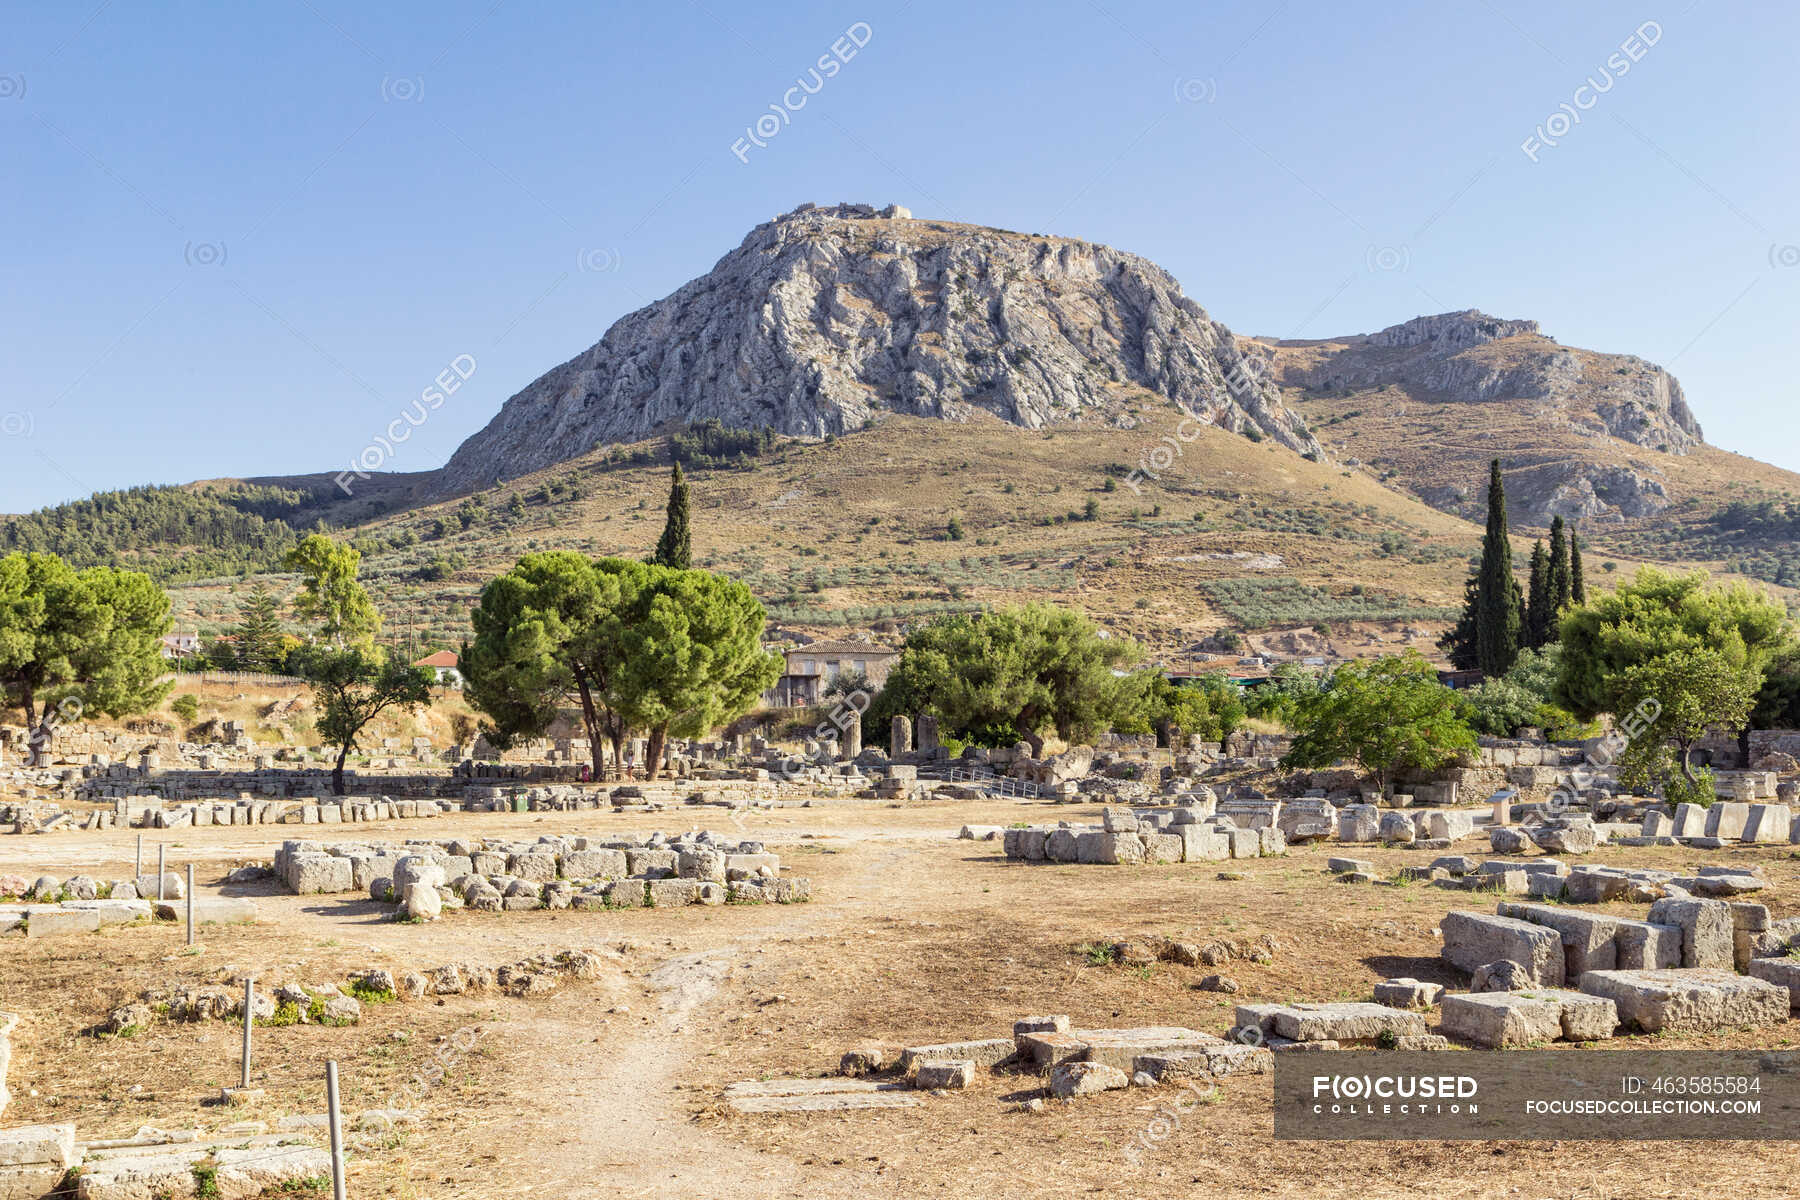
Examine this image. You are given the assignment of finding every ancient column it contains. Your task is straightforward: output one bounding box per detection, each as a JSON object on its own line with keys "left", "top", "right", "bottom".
{"left": 917, "top": 714, "right": 940, "bottom": 755}
{"left": 891, "top": 715, "right": 913, "bottom": 757}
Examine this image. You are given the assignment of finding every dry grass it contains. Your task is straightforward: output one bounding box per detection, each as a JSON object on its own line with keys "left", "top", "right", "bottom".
{"left": 5, "top": 801, "right": 1800, "bottom": 1197}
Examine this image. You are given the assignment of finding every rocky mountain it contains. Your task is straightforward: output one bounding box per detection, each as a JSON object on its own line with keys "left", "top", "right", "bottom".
{"left": 1265, "top": 310, "right": 1705, "bottom": 527}
{"left": 437, "top": 203, "right": 1322, "bottom": 493}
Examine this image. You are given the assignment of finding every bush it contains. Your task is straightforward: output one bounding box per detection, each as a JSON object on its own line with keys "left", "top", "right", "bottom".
{"left": 171, "top": 694, "right": 200, "bottom": 723}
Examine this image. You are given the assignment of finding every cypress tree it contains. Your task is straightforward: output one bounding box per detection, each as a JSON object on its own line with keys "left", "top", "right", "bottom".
{"left": 1475, "top": 459, "right": 1523, "bottom": 676}
{"left": 1569, "top": 534, "right": 1587, "bottom": 605}
{"left": 1547, "top": 516, "right": 1572, "bottom": 615}
{"left": 1525, "top": 541, "right": 1550, "bottom": 649}
{"left": 652, "top": 463, "right": 692, "bottom": 570}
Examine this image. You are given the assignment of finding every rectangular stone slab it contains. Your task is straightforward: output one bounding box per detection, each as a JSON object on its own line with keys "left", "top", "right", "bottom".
{"left": 898, "top": 1037, "right": 1016, "bottom": 1070}
{"left": 1075, "top": 1026, "right": 1224, "bottom": 1070}
{"left": 1440, "top": 911, "right": 1565, "bottom": 986}
{"left": 1269, "top": 1003, "right": 1427, "bottom": 1043}
{"left": 1578, "top": 968, "right": 1789, "bottom": 1033}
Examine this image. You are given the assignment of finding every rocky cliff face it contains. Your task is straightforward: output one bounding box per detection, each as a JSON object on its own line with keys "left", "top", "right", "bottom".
{"left": 1268, "top": 310, "right": 1703, "bottom": 527}
{"left": 437, "top": 204, "right": 1322, "bottom": 492}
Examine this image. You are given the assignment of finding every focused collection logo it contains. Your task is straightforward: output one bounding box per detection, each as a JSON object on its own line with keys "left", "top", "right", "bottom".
{"left": 1311, "top": 1074, "right": 1480, "bottom": 1116}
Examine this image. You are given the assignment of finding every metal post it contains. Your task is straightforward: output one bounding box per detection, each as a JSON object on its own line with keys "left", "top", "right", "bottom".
{"left": 135, "top": 833, "right": 143, "bottom": 881}
{"left": 186, "top": 864, "right": 195, "bottom": 947}
{"left": 326, "top": 1060, "right": 348, "bottom": 1200}
{"left": 241, "top": 978, "right": 254, "bottom": 1089}
{"left": 157, "top": 844, "right": 166, "bottom": 900}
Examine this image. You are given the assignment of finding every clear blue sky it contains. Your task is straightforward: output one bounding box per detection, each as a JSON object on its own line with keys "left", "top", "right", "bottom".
{"left": 4, "top": 0, "right": 1796, "bottom": 512}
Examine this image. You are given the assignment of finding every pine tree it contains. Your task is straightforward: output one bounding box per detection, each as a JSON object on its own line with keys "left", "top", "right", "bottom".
{"left": 235, "top": 582, "right": 283, "bottom": 671}
{"left": 1525, "top": 541, "right": 1551, "bottom": 649}
{"left": 652, "top": 464, "right": 692, "bottom": 570}
{"left": 1475, "top": 459, "right": 1523, "bottom": 676}
{"left": 1439, "top": 567, "right": 1482, "bottom": 671}
{"left": 1569, "top": 534, "right": 1587, "bottom": 605}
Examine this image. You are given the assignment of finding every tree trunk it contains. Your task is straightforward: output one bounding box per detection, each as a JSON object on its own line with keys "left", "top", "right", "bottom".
{"left": 332, "top": 745, "right": 349, "bottom": 796}
{"left": 645, "top": 725, "right": 667, "bottom": 781}
{"left": 1737, "top": 725, "right": 1753, "bottom": 769}
{"left": 1677, "top": 741, "right": 1699, "bottom": 786}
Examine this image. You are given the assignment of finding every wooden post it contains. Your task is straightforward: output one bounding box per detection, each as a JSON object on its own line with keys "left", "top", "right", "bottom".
{"left": 157, "top": 845, "right": 166, "bottom": 900}
{"left": 185, "top": 864, "right": 195, "bottom": 947}
{"left": 326, "top": 1060, "right": 348, "bottom": 1200}
{"left": 241, "top": 978, "right": 254, "bottom": 1088}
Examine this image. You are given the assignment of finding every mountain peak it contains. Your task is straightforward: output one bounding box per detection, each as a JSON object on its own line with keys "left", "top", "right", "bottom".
{"left": 435, "top": 209, "right": 1323, "bottom": 493}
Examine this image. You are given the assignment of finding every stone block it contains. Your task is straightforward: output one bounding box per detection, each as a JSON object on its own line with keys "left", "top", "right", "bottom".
{"left": 1050, "top": 1061, "right": 1128, "bottom": 1099}
{"left": 1338, "top": 804, "right": 1379, "bottom": 842}
{"left": 900, "top": 1038, "right": 1016, "bottom": 1071}
{"left": 1703, "top": 802, "right": 1750, "bottom": 840}
{"left": 1745, "top": 957, "right": 1800, "bottom": 1010}
{"left": 1372, "top": 979, "right": 1444, "bottom": 1009}
{"left": 1269, "top": 1003, "right": 1427, "bottom": 1043}
{"left": 1647, "top": 897, "right": 1734, "bottom": 969}
{"left": 1579, "top": 968, "right": 1789, "bottom": 1033}
{"left": 1016, "top": 1031, "right": 1089, "bottom": 1069}
{"left": 1440, "top": 991, "right": 1563, "bottom": 1047}
{"left": 915, "top": 1058, "right": 976, "bottom": 1089}
{"left": 1613, "top": 920, "right": 1684, "bottom": 970}
{"left": 24, "top": 909, "right": 100, "bottom": 939}
{"left": 646, "top": 879, "right": 699, "bottom": 907}
{"left": 285, "top": 855, "right": 353, "bottom": 895}
{"left": 0, "top": 1122, "right": 75, "bottom": 1169}
{"left": 563, "top": 848, "right": 629, "bottom": 879}
{"left": 1420, "top": 810, "right": 1475, "bottom": 841}
{"left": 1078, "top": 1027, "right": 1224, "bottom": 1070}
{"left": 1742, "top": 804, "right": 1792, "bottom": 844}
{"left": 1225, "top": 828, "right": 1260, "bottom": 859}
{"left": 1327, "top": 857, "right": 1373, "bottom": 875}
{"left": 1141, "top": 833, "right": 1184, "bottom": 864}
{"left": 1177, "top": 825, "right": 1230, "bottom": 861}
{"left": 1440, "top": 911, "right": 1564, "bottom": 985}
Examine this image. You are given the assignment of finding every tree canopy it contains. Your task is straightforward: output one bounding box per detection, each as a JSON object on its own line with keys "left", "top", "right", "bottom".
{"left": 298, "top": 645, "right": 434, "bottom": 794}
{"left": 285, "top": 533, "right": 379, "bottom": 646}
{"left": 0, "top": 552, "right": 172, "bottom": 750}
{"left": 1279, "top": 652, "right": 1477, "bottom": 791}
{"left": 872, "top": 604, "right": 1140, "bottom": 752}
{"left": 463, "top": 554, "right": 777, "bottom": 779}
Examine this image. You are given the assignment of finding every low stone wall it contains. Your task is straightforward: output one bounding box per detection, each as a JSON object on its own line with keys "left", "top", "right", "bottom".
{"left": 1003, "top": 805, "right": 1283, "bottom": 865}
{"left": 274, "top": 831, "right": 810, "bottom": 911}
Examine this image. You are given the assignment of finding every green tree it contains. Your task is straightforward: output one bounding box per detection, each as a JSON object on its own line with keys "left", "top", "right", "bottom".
{"left": 1610, "top": 647, "right": 1756, "bottom": 804}
{"left": 1438, "top": 567, "right": 1481, "bottom": 671}
{"left": 1569, "top": 534, "right": 1587, "bottom": 605}
{"left": 1243, "top": 663, "right": 1326, "bottom": 725}
{"left": 298, "top": 646, "right": 433, "bottom": 794}
{"left": 1546, "top": 516, "right": 1572, "bottom": 617}
{"left": 1558, "top": 567, "right": 1796, "bottom": 770}
{"left": 464, "top": 553, "right": 646, "bottom": 778}
{"left": 613, "top": 567, "right": 781, "bottom": 777}
{"left": 1463, "top": 645, "right": 1592, "bottom": 740}
{"left": 1279, "top": 652, "right": 1477, "bottom": 793}
{"left": 233, "top": 582, "right": 284, "bottom": 672}
{"left": 652, "top": 464, "right": 692, "bottom": 569}
{"left": 0, "top": 553, "right": 172, "bottom": 754}
{"left": 1475, "top": 460, "right": 1524, "bottom": 676}
{"left": 1525, "top": 540, "right": 1551, "bottom": 649}
{"left": 873, "top": 604, "right": 1138, "bottom": 753}
{"left": 1555, "top": 568, "right": 1792, "bottom": 722}
{"left": 284, "top": 534, "right": 378, "bottom": 647}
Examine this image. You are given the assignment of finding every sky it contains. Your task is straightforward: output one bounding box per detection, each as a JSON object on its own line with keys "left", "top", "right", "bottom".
{"left": 3, "top": 0, "right": 1796, "bottom": 513}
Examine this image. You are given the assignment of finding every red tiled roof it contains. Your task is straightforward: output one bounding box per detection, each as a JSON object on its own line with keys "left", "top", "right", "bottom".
{"left": 413, "top": 650, "right": 459, "bottom": 668}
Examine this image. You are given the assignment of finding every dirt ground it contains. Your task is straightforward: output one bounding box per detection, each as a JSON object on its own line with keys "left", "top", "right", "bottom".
{"left": 4, "top": 799, "right": 1800, "bottom": 1199}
